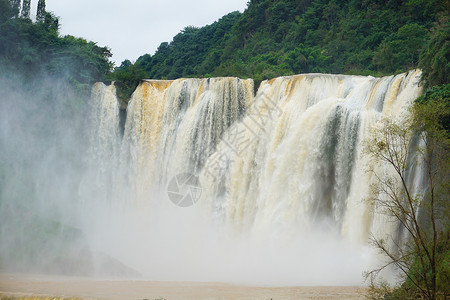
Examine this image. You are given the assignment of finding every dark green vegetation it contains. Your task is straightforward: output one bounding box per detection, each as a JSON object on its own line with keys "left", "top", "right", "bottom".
{"left": 0, "top": 0, "right": 112, "bottom": 95}
{"left": 410, "top": 85, "right": 450, "bottom": 299}
{"left": 415, "top": 84, "right": 450, "bottom": 132}
{"left": 110, "top": 59, "right": 146, "bottom": 108}
{"left": 109, "top": 0, "right": 449, "bottom": 102}
{"left": 419, "top": 16, "right": 450, "bottom": 88}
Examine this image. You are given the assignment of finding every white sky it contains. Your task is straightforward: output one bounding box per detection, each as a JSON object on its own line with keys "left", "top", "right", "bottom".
{"left": 30, "top": 0, "right": 248, "bottom": 66}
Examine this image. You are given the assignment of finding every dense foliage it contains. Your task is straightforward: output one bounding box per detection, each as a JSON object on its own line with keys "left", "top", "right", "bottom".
{"left": 109, "top": 0, "right": 449, "bottom": 102}
{"left": 0, "top": 0, "right": 113, "bottom": 95}
{"left": 415, "top": 83, "right": 450, "bottom": 133}
{"left": 419, "top": 16, "right": 450, "bottom": 88}
{"left": 412, "top": 85, "right": 450, "bottom": 299}
{"left": 109, "top": 59, "right": 147, "bottom": 108}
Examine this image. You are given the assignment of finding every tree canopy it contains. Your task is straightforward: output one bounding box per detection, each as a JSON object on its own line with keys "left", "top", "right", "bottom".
{"left": 109, "top": 0, "right": 449, "bottom": 103}
{"left": 0, "top": 0, "right": 113, "bottom": 95}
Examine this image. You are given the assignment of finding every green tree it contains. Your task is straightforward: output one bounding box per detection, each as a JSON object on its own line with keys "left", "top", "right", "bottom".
{"left": 419, "top": 16, "right": 450, "bottom": 88}
{"left": 364, "top": 89, "right": 449, "bottom": 299}
{"left": 397, "top": 23, "right": 427, "bottom": 69}
{"left": 0, "top": 2, "right": 112, "bottom": 92}
{"left": 41, "top": 11, "right": 59, "bottom": 32}
{"left": 20, "top": 0, "right": 29, "bottom": 18}
{"left": 107, "top": 60, "right": 146, "bottom": 106}
{"left": 36, "top": 0, "right": 45, "bottom": 23}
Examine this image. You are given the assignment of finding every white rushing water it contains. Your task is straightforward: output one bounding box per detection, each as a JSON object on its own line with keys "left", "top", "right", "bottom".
{"left": 86, "top": 70, "right": 423, "bottom": 285}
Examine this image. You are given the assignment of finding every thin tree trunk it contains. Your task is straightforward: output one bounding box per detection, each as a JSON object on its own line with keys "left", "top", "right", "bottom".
{"left": 36, "top": 0, "right": 45, "bottom": 22}
{"left": 21, "top": 0, "right": 30, "bottom": 19}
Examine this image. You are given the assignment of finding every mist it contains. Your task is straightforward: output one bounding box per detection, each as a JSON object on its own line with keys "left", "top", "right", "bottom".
{"left": 0, "top": 71, "right": 423, "bottom": 287}
{"left": 86, "top": 203, "right": 372, "bottom": 285}
{"left": 0, "top": 71, "right": 116, "bottom": 276}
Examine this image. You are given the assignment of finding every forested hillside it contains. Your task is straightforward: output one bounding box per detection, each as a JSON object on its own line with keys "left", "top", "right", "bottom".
{"left": 110, "top": 0, "right": 449, "bottom": 102}
{"left": 0, "top": 0, "right": 112, "bottom": 95}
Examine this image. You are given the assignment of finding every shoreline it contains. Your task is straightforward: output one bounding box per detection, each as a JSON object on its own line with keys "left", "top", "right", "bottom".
{"left": 0, "top": 273, "right": 366, "bottom": 300}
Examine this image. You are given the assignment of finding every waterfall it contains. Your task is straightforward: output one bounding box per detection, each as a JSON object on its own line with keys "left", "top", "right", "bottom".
{"left": 81, "top": 82, "right": 121, "bottom": 205}
{"left": 197, "top": 71, "right": 423, "bottom": 242}
{"left": 90, "top": 82, "right": 120, "bottom": 168}
{"left": 119, "top": 77, "right": 253, "bottom": 204}
{"left": 88, "top": 70, "right": 423, "bottom": 284}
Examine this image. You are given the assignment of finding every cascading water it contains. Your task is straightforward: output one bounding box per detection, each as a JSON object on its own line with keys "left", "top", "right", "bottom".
{"left": 86, "top": 70, "right": 423, "bottom": 284}
{"left": 199, "top": 71, "right": 423, "bottom": 241}
{"left": 117, "top": 77, "right": 254, "bottom": 204}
